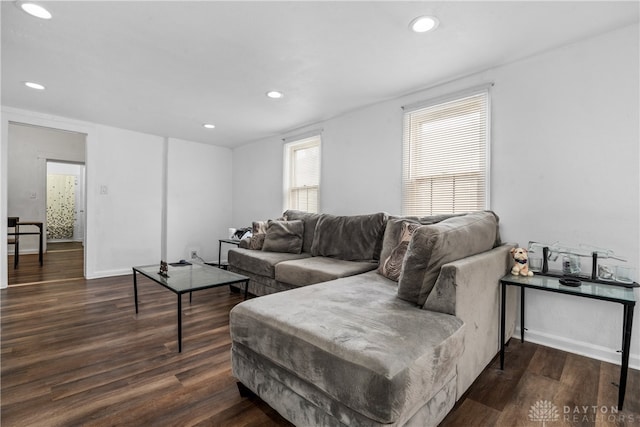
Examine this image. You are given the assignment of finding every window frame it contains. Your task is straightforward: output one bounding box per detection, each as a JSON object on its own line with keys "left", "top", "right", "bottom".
{"left": 283, "top": 134, "right": 322, "bottom": 213}
{"left": 401, "top": 85, "right": 492, "bottom": 216}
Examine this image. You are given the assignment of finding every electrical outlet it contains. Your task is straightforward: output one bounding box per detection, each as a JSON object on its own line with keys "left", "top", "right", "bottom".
{"left": 190, "top": 250, "right": 198, "bottom": 259}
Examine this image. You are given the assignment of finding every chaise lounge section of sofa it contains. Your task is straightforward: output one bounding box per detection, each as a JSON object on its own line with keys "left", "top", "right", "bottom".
{"left": 229, "top": 210, "right": 517, "bottom": 426}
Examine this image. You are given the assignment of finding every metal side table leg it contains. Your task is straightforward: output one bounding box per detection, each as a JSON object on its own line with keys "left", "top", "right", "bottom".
{"left": 618, "top": 304, "right": 634, "bottom": 410}
{"left": 521, "top": 287, "right": 526, "bottom": 342}
{"left": 178, "top": 294, "right": 183, "bottom": 352}
{"left": 133, "top": 269, "right": 139, "bottom": 314}
{"left": 500, "top": 281, "right": 506, "bottom": 370}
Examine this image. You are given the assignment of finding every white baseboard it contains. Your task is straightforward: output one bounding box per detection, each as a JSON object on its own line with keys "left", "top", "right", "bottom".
{"left": 514, "top": 327, "right": 640, "bottom": 370}
{"left": 15, "top": 249, "right": 40, "bottom": 255}
{"left": 86, "top": 268, "right": 131, "bottom": 280}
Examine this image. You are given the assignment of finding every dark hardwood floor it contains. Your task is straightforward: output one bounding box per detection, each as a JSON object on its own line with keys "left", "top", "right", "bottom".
{"left": 2, "top": 252, "right": 639, "bottom": 426}
{"left": 1, "top": 275, "right": 289, "bottom": 426}
{"left": 8, "top": 241, "right": 84, "bottom": 286}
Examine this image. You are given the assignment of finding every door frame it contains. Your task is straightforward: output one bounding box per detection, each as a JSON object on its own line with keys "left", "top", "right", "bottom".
{"left": 45, "top": 160, "right": 86, "bottom": 244}
{"left": 1, "top": 107, "right": 91, "bottom": 288}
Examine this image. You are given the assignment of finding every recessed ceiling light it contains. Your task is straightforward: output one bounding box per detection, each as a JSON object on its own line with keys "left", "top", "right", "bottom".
{"left": 17, "top": 2, "right": 52, "bottom": 19}
{"left": 266, "top": 91, "right": 284, "bottom": 99}
{"left": 24, "top": 81, "right": 45, "bottom": 90}
{"left": 203, "top": 123, "right": 215, "bottom": 129}
{"left": 409, "top": 16, "right": 439, "bottom": 33}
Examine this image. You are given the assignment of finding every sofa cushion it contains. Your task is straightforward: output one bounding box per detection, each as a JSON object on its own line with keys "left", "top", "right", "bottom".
{"left": 275, "top": 256, "right": 378, "bottom": 286}
{"left": 283, "top": 210, "right": 323, "bottom": 253}
{"left": 397, "top": 211, "right": 499, "bottom": 306}
{"left": 310, "top": 212, "right": 387, "bottom": 261}
{"left": 228, "top": 248, "right": 310, "bottom": 278}
{"left": 262, "top": 220, "right": 304, "bottom": 254}
{"left": 230, "top": 271, "right": 464, "bottom": 424}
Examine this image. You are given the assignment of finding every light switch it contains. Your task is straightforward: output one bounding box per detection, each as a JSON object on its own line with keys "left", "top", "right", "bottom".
{"left": 100, "top": 185, "right": 108, "bottom": 195}
{"left": 29, "top": 192, "right": 37, "bottom": 199}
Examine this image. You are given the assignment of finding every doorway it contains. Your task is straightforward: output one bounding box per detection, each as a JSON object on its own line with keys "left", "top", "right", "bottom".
{"left": 7, "top": 122, "right": 86, "bottom": 286}
{"left": 46, "top": 161, "right": 85, "bottom": 244}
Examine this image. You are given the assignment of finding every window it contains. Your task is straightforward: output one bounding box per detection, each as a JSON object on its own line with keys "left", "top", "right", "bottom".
{"left": 284, "top": 135, "right": 321, "bottom": 213}
{"left": 402, "top": 88, "right": 490, "bottom": 216}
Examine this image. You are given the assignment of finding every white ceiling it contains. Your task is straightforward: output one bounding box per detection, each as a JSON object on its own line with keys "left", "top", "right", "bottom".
{"left": 2, "top": 1, "right": 638, "bottom": 148}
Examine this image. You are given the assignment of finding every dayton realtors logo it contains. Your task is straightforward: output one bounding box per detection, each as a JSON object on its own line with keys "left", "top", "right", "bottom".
{"left": 528, "top": 400, "right": 560, "bottom": 426}
{"left": 529, "top": 400, "right": 638, "bottom": 424}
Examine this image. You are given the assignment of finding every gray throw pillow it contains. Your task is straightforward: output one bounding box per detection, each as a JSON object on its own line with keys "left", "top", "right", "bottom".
{"left": 283, "top": 210, "right": 322, "bottom": 253}
{"left": 262, "top": 220, "right": 304, "bottom": 254}
{"left": 397, "top": 211, "right": 499, "bottom": 306}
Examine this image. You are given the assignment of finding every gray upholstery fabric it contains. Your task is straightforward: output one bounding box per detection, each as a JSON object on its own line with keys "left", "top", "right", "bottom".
{"left": 229, "top": 265, "right": 300, "bottom": 295}
{"left": 310, "top": 212, "right": 388, "bottom": 261}
{"left": 397, "top": 211, "right": 499, "bottom": 306}
{"left": 232, "top": 343, "right": 457, "bottom": 427}
{"left": 230, "top": 271, "right": 464, "bottom": 424}
{"left": 387, "top": 213, "right": 462, "bottom": 225}
{"left": 421, "top": 244, "right": 517, "bottom": 397}
{"left": 275, "top": 256, "right": 378, "bottom": 286}
{"left": 283, "top": 209, "right": 323, "bottom": 253}
{"left": 227, "top": 248, "right": 310, "bottom": 278}
{"left": 262, "top": 219, "right": 304, "bottom": 254}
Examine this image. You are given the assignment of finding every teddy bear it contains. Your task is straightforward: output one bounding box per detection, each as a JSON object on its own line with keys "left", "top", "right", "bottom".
{"left": 510, "top": 247, "right": 534, "bottom": 276}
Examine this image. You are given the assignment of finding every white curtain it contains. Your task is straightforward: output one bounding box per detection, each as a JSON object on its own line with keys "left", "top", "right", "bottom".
{"left": 47, "top": 174, "right": 76, "bottom": 240}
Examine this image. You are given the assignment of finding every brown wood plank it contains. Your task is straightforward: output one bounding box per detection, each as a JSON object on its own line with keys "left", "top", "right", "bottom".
{"left": 555, "top": 353, "right": 602, "bottom": 416}
{"left": 528, "top": 342, "right": 568, "bottom": 381}
{"left": 440, "top": 399, "right": 501, "bottom": 427}
{"left": 462, "top": 339, "right": 538, "bottom": 412}
{"left": 1, "top": 269, "right": 294, "bottom": 426}
{"left": 8, "top": 242, "right": 84, "bottom": 285}
{"left": 494, "top": 371, "right": 562, "bottom": 426}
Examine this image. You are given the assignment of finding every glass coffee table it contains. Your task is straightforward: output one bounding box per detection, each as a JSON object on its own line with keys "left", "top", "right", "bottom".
{"left": 132, "top": 263, "right": 249, "bottom": 352}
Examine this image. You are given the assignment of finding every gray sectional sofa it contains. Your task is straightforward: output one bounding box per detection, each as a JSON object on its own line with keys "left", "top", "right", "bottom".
{"left": 229, "top": 210, "right": 387, "bottom": 296}
{"left": 229, "top": 210, "right": 517, "bottom": 426}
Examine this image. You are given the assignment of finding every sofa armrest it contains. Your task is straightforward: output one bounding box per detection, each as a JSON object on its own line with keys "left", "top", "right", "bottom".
{"left": 423, "top": 243, "right": 518, "bottom": 398}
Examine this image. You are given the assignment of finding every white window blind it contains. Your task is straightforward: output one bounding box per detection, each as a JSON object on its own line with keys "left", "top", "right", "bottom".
{"left": 285, "top": 135, "right": 321, "bottom": 213}
{"left": 402, "top": 89, "right": 490, "bottom": 216}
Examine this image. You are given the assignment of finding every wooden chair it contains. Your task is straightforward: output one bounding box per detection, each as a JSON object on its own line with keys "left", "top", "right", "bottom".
{"left": 8, "top": 217, "right": 19, "bottom": 268}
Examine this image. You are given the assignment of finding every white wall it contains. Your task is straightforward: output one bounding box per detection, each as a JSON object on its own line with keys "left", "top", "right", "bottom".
{"left": 167, "top": 138, "right": 233, "bottom": 262}
{"left": 1, "top": 107, "right": 234, "bottom": 285}
{"left": 232, "top": 24, "right": 640, "bottom": 368}
{"left": 7, "top": 123, "right": 86, "bottom": 252}
{"left": 85, "top": 124, "right": 164, "bottom": 277}
{"left": 231, "top": 137, "right": 285, "bottom": 225}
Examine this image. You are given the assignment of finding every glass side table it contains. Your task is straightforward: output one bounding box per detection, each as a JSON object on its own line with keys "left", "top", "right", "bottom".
{"left": 499, "top": 274, "right": 636, "bottom": 410}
